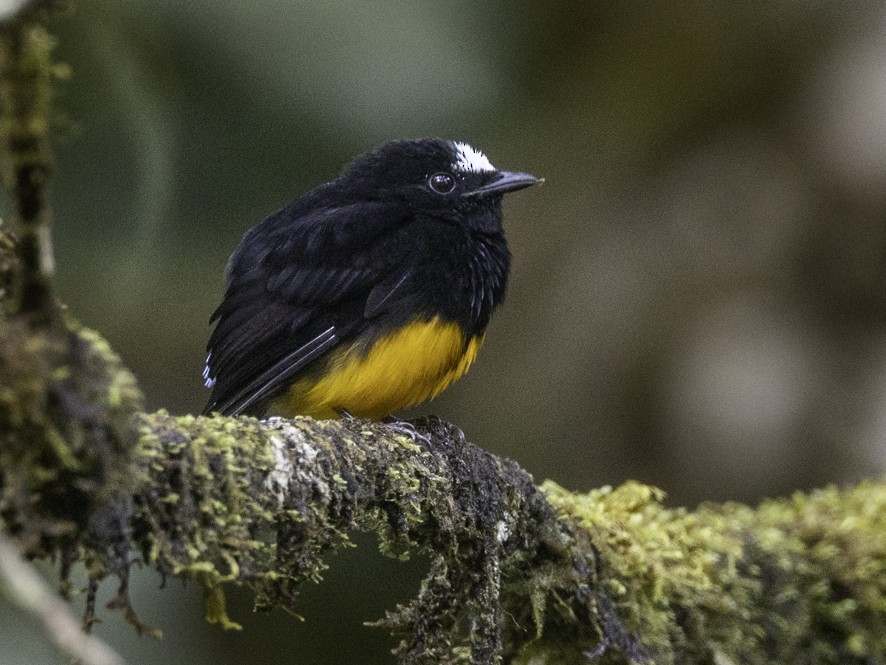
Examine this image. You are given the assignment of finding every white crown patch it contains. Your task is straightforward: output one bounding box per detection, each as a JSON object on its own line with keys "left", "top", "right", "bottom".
{"left": 451, "top": 141, "right": 496, "bottom": 174}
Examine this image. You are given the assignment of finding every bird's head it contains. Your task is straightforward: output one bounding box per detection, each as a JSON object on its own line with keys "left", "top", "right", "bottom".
{"left": 335, "top": 138, "right": 542, "bottom": 231}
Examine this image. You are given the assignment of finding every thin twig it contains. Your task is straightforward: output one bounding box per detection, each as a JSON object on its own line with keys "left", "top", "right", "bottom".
{"left": 0, "top": 531, "right": 126, "bottom": 665}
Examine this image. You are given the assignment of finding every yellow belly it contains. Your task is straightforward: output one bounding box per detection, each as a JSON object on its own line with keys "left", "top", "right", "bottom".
{"left": 271, "top": 317, "right": 484, "bottom": 419}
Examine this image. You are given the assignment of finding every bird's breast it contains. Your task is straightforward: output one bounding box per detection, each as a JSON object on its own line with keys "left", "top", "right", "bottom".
{"left": 408, "top": 228, "right": 510, "bottom": 334}
{"left": 271, "top": 316, "right": 484, "bottom": 419}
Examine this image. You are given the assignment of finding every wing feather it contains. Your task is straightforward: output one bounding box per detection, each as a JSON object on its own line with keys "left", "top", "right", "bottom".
{"left": 203, "top": 201, "right": 408, "bottom": 416}
{"left": 207, "top": 326, "right": 338, "bottom": 416}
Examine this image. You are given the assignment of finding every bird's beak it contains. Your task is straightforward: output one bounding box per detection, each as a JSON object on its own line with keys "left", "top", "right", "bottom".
{"left": 465, "top": 171, "right": 544, "bottom": 197}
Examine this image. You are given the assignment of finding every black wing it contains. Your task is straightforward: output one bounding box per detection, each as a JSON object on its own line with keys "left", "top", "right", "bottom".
{"left": 203, "top": 200, "right": 409, "bottom": 416}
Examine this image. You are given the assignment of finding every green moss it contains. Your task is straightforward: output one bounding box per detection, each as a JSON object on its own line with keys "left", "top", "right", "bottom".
{"left": 0, "top": 311, "right": 144, "bottom": 606}
{"left": 537, "top": 479, "right": 886, "bottom": 664}
{"left": 132, "top": 413, "right": 322, "bottom": 621}
{"left": 203, "top": 579, "right": 243, "bottom": 631}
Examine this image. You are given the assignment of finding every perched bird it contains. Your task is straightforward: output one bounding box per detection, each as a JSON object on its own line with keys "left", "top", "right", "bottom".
{"left": 202, "top": 138, "right": 541, "bottom": 419}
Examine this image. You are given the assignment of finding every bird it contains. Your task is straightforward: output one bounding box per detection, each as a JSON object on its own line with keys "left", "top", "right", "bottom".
{"left": 202, "top": 138, "right": 541, "bottom": 420}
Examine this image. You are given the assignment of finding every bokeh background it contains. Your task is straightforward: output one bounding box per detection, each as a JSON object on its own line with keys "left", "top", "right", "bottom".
{"left": 3, "top": 1, "right": 886, "bottom": 663}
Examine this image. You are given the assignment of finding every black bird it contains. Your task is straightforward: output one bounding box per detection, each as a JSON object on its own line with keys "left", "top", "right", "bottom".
{"left": 203, "top": 138, "right": 541, "bottom": 419}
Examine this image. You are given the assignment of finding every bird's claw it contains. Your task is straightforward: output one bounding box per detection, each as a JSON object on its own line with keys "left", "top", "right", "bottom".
{"left": 385, "top": 419, "right": 431, "bottom": 445}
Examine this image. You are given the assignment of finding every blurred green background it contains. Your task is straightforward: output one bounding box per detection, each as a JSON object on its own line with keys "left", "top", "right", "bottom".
{"left": 3, "top": 0, "right": 886, "bottom": 662}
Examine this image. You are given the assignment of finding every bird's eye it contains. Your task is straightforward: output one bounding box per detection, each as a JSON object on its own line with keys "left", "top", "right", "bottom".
{"left": 428, "top": 172, "right": 456, "bottom": 194}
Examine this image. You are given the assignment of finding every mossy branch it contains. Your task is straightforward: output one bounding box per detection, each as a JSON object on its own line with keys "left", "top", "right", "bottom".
{"left": 134, "top": 413, "right": 886, "bottom": 664}
{"left": 18, "top": 392, "right": 881, "bottom": 665}
{"left": 130, "top": 412, "right": 585, "bottom": 664}
{"left": 0, "top": 1, "right": 66, "bottom": 325}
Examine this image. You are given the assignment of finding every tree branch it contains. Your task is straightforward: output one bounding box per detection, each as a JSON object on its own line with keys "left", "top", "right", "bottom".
{"left": 129, "top": 412, "right": 588, "bottom": 664}
{"left": 0, "top": 2, "right": 63, "bottom": 324}
{"left": 111, "top": 409, "right": 886, "bottom": 664}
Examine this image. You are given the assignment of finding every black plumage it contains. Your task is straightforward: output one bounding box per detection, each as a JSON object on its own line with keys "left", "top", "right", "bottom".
{"left": 203, "top": 138, "right": 540, "bottom": 417}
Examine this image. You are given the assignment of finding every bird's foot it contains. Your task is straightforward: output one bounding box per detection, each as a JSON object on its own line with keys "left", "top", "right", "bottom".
{"left": 406, "top": 415, "right": 465, "bottom": 444}
{"left": 383, "top": 417, "right": 431, "bottom": 445}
